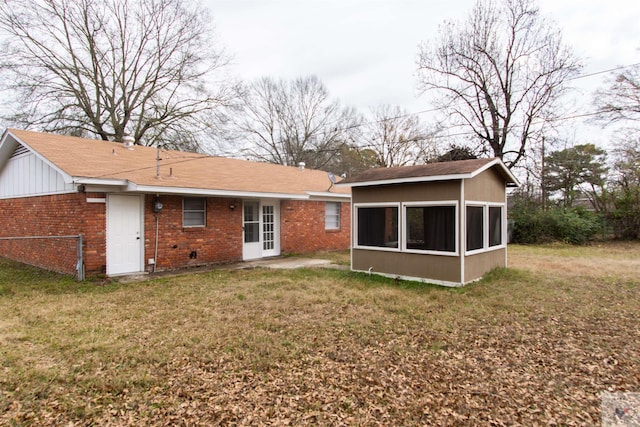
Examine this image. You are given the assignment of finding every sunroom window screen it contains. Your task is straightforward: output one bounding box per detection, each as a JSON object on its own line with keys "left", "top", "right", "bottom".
{"left": 489, "top": 206, "right": 502, "bottom": 247}
{"left": 406, "top": 206, "right": 456, "bottom": 252}
{"left": 466, "top": 206, "right": 484, "bottom": 251}
{"left": 357, "top": 207, "right": 398, "bottom": 248}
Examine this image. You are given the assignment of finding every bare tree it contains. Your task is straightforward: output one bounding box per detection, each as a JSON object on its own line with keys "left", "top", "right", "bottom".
{"left": 233, "top": 76, "right": 361, "bottom": 170}
{"left": 594, "top": 64, "right": 640, "bottom": 124}
{"left": 0, "top": 0, "right": 239, "bottom": 150}
{"left": 364, "top": 105, "right": 436, "bottom": 167}
{"left": 416, "top": 0, "right": 581, "bottom": 169}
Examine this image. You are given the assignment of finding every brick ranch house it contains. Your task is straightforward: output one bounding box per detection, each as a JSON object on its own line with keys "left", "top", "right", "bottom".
{"left": 0, "top": 129, "right": 350, "bottom": 277}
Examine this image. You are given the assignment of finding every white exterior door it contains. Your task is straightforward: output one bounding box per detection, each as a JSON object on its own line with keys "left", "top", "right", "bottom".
{"left": 261, "top": 202, "right": 280, "bottom": 258}
{"left": 243, "top": 201, "right": 262, "bottom": 260}
{"left": 107, "top": 194, "right": 143, "bottom": 275}
{"left": 243, "top": 200, "right": 280, "bottom": 260}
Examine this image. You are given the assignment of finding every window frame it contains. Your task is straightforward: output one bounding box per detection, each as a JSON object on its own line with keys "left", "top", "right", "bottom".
{"left": 465, "top": 204, "right": 485, "bottom": 252}
{"left": 324, "top": 201, "right": 341, "bottom": 230}
{"left": 353, "top": 202, "right": 401, "bottom": 252}
{"left": 182, "top": 197, "right": 206, "bottom": 228}
{"left": 464, "top": 201, "right": 506, "bottom": 255}
{"left": 402, "top": 201, "right": 459, "bottom": 257}
{"left": 488, "top": 205, "right": 503, "bottom": 248}
{"left": 354, "top": 199, "right": 506, "bottom": 256}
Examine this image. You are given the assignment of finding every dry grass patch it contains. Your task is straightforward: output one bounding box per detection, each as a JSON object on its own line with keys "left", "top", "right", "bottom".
{"left": 1, "top": 242, "right": 639, "bottom": 425}
{"left": 509, "top": 241, "right": 640, "bottom": 281}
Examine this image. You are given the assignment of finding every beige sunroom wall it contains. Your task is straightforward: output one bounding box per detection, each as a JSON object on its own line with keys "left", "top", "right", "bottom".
{"left": 463, "top": 168, "right": 509, "bottom": 283}
{"left": 464, "top": 167, "right": 508, "bottom": 203}
{"left": 351, "top": 180, "right": 463, "bottom": 285}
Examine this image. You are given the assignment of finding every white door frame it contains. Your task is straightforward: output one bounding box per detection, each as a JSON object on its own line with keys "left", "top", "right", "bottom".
{"left": 242, "top": 199, "right": 280, "bottom": 260}
{"left": 261, "top": 201, "right": 280, "bottom": 258}
{"left": 106, "top": 194, "right": 144, "bottom": 275}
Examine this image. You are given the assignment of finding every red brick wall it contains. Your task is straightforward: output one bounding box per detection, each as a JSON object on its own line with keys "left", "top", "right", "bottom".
{"left": 0, "top": 193, "right": 351, "bottom": 277}
{"left": 0, "top": 192, "right": 106, "bottom": 275}
{"left": 145, "top": 197, "right": 350, "bottom": 270}
{"left": 144, "top": 195, "right": 243, "bottom": 271}
{"left": 280, "top": 200, "right": 350, "bottom": 254}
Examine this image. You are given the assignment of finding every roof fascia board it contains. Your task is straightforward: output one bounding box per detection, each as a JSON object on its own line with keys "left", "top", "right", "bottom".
{"left": 127, "top": 184, "right": 310, "bottom": 200}
{"left": 337, "top": 173, "right": 470, "bottom": 188}
{"left": 305, "top": 191, "right": 351, "bottom": 201}
{"left": 3, "top": 130, "right": 76, "bottom": 184}
{"left": 337, "top": 160, "right": 520, "bottom": 188}
{"left": 0, "top": 130, "right": 18, "bottom": 171}
{"left": 0, "top": 130, "right": 18, "bottom": 170}
{"left": 73, "top": 177, "right": 129, "bottom": 186}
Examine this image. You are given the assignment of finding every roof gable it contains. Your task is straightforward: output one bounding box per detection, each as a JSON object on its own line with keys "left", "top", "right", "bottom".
{"left": 3, "top": 129, "right": 350, "bottom": 198}
{"left": 0, "top": 132, "right": 74, "bottom": 198}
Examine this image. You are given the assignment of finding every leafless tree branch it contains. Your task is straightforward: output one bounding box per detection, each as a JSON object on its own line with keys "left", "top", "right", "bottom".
{"left": 0, "top": 0, "right": 241, "bottom": 151}
{"left": 416, "top": 0, "right": 581, "bottom": 168}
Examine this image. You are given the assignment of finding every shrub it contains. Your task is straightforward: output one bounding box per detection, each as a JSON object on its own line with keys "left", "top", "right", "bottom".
{"left": 510, "top": 205, "right": 601, "bottom": 244}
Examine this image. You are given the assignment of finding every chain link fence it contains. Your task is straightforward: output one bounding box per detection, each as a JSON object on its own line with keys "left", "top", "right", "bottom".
{"left": 0, "top": 235, "right": 84, "bottom": 280}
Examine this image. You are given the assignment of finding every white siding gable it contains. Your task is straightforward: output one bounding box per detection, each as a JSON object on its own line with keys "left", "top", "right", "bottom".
{"left": 0, "top": 145, "right": 74, "bottom": 199}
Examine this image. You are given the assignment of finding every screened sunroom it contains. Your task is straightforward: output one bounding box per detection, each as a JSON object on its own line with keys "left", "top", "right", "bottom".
{"left": 338, "top": 158, "right": 519, "bottom": 287}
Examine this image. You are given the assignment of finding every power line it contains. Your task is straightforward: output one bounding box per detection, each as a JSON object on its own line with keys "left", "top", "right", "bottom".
{"left": 317, "top": 61, "right": 640, "bottom": 136}
{"left": 567, "top": 62, "right": 640, "bottom": 81}
{"left": 95, "top": 63, "right": 638, "bottom": 176}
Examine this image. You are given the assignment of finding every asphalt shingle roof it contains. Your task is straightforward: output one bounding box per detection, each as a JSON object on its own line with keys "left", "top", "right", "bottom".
{"left": 7, "top": 129, "right": 349, "bottom": 197}
{"left": 339, "top": 158, "right": 518, "bottom": 186}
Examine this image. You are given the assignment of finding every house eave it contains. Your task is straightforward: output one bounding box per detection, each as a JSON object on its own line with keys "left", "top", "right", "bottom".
{"left": 72, "top": 178, "right": 351, "bottom": 200}
{"left": 74, "top": 177, "right": 130, "bottom": 187}
{"left": 305, "top": 191, "right": 351, "bottom": 201}
{"left": 337, "top": 159, "right": 520, "bottom": 188}
{"left": 337, "top": 174, "right": 470, "bottom": 188}
{"left": 0, "top": 130, "right": 18, "bottom": 171}
{"left": 124, "top": 183, "right": 312, "bottom": 200}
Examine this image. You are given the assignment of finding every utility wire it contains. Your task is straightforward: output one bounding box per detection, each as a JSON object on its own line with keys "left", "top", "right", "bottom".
{"left": 567, "top": 62, "right": 640, "bottom": 81}
{"left": 96, "top": 63, "right": 639, "bottom": 175}
{"left": 96, "top": 105, "right": 621, "bottom": 178}
{"left": 313, "top": 61, "right": 640, "bottom": 137}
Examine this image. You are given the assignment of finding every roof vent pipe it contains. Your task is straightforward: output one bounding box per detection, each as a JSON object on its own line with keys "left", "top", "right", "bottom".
{"left": 122, "top": 134, "right": 135, "bottom": 149}
{"left": 298, "top": 162, "right": 305, "bottom": 171}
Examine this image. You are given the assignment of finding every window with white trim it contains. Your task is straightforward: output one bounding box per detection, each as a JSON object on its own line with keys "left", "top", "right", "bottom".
{"left": 325, "top": 202, "right": 341, "bottom": 230}
{"left": 183, "top": 197, "right": 206, "bottom": 227}
{"left": 466, "top": 205, "right": 484, "bottom": 251}
{"left": 356, "top": 205, "right": 399, "bottom": 249}
{"left": 405, "top": 204, "right": 457, "bottom": 253}
{"left": 465, "top": 203, "right": 505, "bottom": 253}
{"left": 489, "top": 206, "right": 503, "bottom": 247}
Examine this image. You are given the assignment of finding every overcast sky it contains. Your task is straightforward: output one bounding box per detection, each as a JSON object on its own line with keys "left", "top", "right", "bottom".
{"left": 207, "top": 0, "right": 639, "bottom": 146}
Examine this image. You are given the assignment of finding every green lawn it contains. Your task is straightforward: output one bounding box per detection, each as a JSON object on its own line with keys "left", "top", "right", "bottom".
{"left": 1, "top": 243, "right": 639, "bottom": 426}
